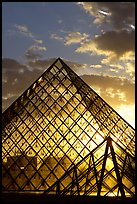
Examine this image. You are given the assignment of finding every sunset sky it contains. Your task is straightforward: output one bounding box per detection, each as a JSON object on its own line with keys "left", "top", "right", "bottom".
{"left": 2, "top": 2, "right": 135, "bottom": 127}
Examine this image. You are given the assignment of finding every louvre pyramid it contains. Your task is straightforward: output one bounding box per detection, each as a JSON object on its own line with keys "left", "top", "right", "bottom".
{"left": 2, "top": 58, "right": 135, "bottom": 197}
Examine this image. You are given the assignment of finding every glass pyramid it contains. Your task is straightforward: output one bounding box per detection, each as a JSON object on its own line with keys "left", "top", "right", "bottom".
{"left": 2, "top": 58, "right": 135, "bottom": 197}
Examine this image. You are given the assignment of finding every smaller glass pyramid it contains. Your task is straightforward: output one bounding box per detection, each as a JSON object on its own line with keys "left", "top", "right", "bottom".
{"left": 2, "top": 58, "right": 135, "bottom": 197}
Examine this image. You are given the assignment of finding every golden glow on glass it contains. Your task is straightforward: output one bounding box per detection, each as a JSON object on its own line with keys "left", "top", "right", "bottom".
{"left": 2, "top": 58, "right": 135, "bottom": 196}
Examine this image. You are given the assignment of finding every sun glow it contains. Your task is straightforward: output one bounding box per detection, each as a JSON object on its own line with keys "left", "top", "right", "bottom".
{"left": 117, "top": 105, "right": 135, "bottom": 128}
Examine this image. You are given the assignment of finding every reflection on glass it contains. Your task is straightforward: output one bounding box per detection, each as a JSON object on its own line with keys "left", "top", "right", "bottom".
{"left": 2, "top": 58, "right": 135, "bottom": 196}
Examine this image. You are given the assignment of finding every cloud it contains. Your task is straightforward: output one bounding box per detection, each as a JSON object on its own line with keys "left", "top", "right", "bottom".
{"left": 90, "top": 64, "right": 102, "bottom": 69}
{"left": 64, "top": 32, "right": 89, "bottom": 45}
{"left": 27, "top": 58, "right": 57, "bottom": 71}
{"left": 2, "top": 58, "right": 26, "bottom": 73}
{"left": 8, "top": 24, "right": 47, "bottom": 61}
{"left": 9, "top": 24, "right": 44, "bottom": 46}
{"left": 14, "top": 24, "right": 34, "bottom": 38}
{"left": 75, "top": 30, "right": 135, "bottom": 81}
{"left": 58, "top": 19, "right": 63, "bottom": 24}
{"left": 2, "top": 58, "right": 135, "bottom": 126}
{"left": 76, "top": 30, "right": 135, "bottom": 59}
{"left": 25, "top": 45, "right": 47, "bottom": 61}
{"left": 2, "top": 58, "right": 135, "bottom": 115}
{"left": 81, "top": 74, "right": 135, "bottom": 108}
{"left": 77, "top": 2, "right": 135, "bottom": 30}
{"left": 107, "top": 64, "right": 123, "bottom": 70}
{"left": 34, "top": 39, "right": 43, "bottom": 44}
{"left": 2, "top": 58, "right": 45, "bottom": 112}
{"left": 94, "top": 30, "right": 135, "bottom": 57}
{"left": 12, "top": 24, "right": 48, "bottom": 62}
{"left": 27, "top": 58, "right": 88, "bottom": 73}
{"left": 125, "top": 62, "right": 135, "bottom": 74}
{"left": 47, "top": 3, "right": 134, "bottom": 83}
{"left": 124, "top": 61, "right": 135, "bottom": 81}
{"left": 2, "top": 58, "right": 64, "bottom": 112}
{"left": 74, "top": 3, "right": 135, "bottom": 80}
{"left": 25, "top": 52, "right": 43, "bottom": 61}
{"left": 50, "top": 31, "right": 89, "bottom": 46}
{"left": 50, "top": 33, "right": 64, "bottom": 41}
{"left": 27, "top": 45, "right": 47, "bottom": 52}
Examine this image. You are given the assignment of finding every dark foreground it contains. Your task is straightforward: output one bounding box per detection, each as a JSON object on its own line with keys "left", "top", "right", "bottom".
{"left": 2, "top": 193, "right": 135, "bottom": 204}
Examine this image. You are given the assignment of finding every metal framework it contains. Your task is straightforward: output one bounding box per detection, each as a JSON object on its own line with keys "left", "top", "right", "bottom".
{"left": 2, "top": 58, "right": 135, "bottom": 197}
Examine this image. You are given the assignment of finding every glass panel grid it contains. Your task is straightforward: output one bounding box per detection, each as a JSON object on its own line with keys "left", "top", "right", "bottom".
{"left": 2, "top": 58, "right": 135, "bottom": 197}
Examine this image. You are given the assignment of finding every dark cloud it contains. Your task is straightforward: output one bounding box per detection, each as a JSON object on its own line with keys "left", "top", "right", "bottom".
{"left": 98, "top": 2, "right": 135, "bottom": 29}
{"left": 94, "top": 30, "right": 135, "bottom": 57}
{"left": 27, "top": 58, "right": 86, "bottom": 73}
{"left": 77, "top": 2, "right": 135, "bottom": 30}
{"left": 2, "top": 58, "right": 135, "bottom": 113}
{"left": 27, "top": 58, "right": 56, "bottom": 70}
{"left": 76, "top": 30, "right": 135, "bottom": 61}
{"left": 81, "top": 74, "right": 135, "bottom": 108}
{"left": 2, "top": 58, "right": 26, "bottom": 72}
{"left": 2, "top": 58, "right": 44, "bottom": 112}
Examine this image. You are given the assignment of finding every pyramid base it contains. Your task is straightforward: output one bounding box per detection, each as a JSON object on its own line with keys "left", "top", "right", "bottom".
{"left": 2, "top": 192, "right": 135, "bottom": 204}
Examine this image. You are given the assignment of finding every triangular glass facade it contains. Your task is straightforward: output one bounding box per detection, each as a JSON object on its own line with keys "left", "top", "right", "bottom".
{"left": 2, "top": 58, "right": 135, "bottom": 197}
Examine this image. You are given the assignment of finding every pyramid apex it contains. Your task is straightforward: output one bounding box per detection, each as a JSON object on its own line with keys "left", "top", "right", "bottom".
{"left": 51, "top": 57, "right": 64, "bottom": 65}
{"left": 57, "top": 57, "right": 64, "bottom": 62}
{"left": 2, "top": 56, "right": 135, "bottom": 196}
